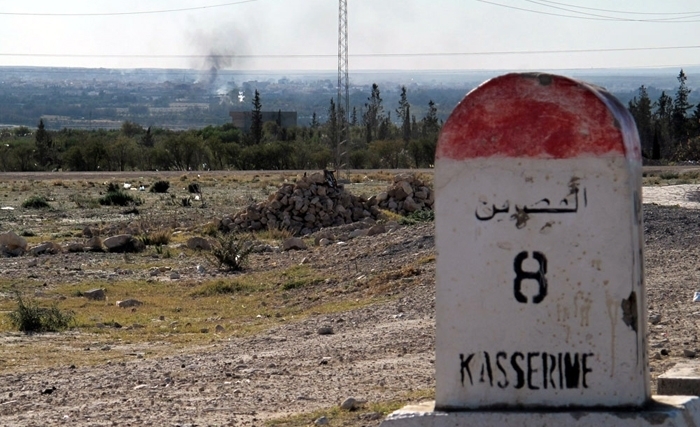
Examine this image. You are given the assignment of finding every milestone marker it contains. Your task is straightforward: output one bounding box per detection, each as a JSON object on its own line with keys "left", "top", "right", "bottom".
{"left": 434, "top": 73, "right": 648, "bottom": 409}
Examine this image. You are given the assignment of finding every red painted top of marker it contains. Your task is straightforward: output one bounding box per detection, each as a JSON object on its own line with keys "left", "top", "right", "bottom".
{"left": 436, "top": 73, "right": 641, "bottom": 161}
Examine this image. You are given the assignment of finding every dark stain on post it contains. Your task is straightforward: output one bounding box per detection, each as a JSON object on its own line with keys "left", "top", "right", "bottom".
{"left": 511, "top": 206, "right": 530, "bottom": 229}
{"left": 621, "top": 291, "right": 638, "bottom": 332}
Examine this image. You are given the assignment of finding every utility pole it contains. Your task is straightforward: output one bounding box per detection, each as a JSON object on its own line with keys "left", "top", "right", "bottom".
{"left": 336, "top": 0, "right": 349, "bottom": 174}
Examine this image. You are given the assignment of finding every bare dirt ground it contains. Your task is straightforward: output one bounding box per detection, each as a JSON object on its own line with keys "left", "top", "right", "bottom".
{"left": 0, "top": 168, "right": 699, "bottom": 426}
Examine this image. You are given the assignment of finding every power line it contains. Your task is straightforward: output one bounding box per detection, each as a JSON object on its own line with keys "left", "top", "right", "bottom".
{"left": 477, "top": 0, "right": 700, "bottom": 22}
{"left": 523, "top": 0, "right": 700, "bottom": 22}
{"left": 0, "top": 1, "right": 256, "bottom": 17}
{"left": 3, "top": 45, "right": 700, "bottom": 60}
{"left": 531, "top": 0, "right": 700, "bottom": 16}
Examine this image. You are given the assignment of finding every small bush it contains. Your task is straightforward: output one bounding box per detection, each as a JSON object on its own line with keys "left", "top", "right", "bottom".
{"left": 150, "top": 180, "right": 170, "bottom": 193}
{"left": 659, "top": 171, "right": 679, "bottom": 180}
{"left": 399, "top": 209, "right": 435, "bottom": 225}
{"left": 208, "top": 233, "right": 254, "bottom": 272}
{"left": 7, "top": 293, "right": 74, "bottom": 333}
{"left": 188, "top": 182, "right": 201, "bottom": 194}
{"left": 99, "top": 190, "right": 142, "bottom": 206}
{"left": 22, "top": 196, "right": 51, "bottom": 209}
{"left": 140, "top": 229, "right": 171, "bottom": 246}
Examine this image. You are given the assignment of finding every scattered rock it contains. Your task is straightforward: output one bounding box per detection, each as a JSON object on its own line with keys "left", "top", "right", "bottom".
{"left": 187, "top": 237, "right": 212, "bottom": 251}
{"left": 684, "top": 349, "right": 697, "bottom": 358}
{"left": 116, "top": 299, "right": 143, "bottom": 308}
{"left": 196, "top": 265, "right": 206, "bottom": 274}
{"left": 283, "top": 237, "right": 307, "bottom": 251}
{"left": 29, "top": 241, "right": 63, "bottom": 256}
{"left": 170, "top": 271, "right": 180, "bottom": 280}
{"left": 649, "top": 313, "right": 662, "bottom": 325}
{"left": 314, "top": 416, "right": 329, "bottom": 425}
{"left": 83, "top": 288, "right": 106, "bottom": 301}
{"left": 103, "top": 234, "right": 144, "bottom": 253}
{"left": 215, "top": 324, "right": 225, "bottom": 333}
{"left": 661, "top": 349, "right": 669, "bottom": 356}
{"left": 340, "top": 397, "right": 358, "bottom": 410}
{"left": 0, "top": 231, "right": 28, "bottom": 257}
{"left": 84, "top": 236, "right": 105, "bottom": 252}
{"left": 317, "top": 326, "right": 334, "bottom": 335}
{"left": 66, "top": 242, "right": 85, "bottom": 253}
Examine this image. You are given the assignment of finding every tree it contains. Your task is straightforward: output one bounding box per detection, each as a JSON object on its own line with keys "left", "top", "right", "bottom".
{"left": 628, "top": 85, "right": 653, "bottom": 157}
{"left": 327, "top": 98, "right": 339, "bottom": 151}
{"left": 140, "top": 126, "right": 154, "bottom": 147}
{"left": 35, "top": 119, "right": 54, "bottom": 168}
{"left": 653, "top": 91, "right": 673, "bottom": 158}
{"left": 362, "top": 83, "right": 384, "bottom": 144}
{"left": 251, "top": 90, "right": 263, "bottom": 145}
{"left": 422, "top": 100, "right": 440, "bottom": 137}
{"left": 396, "top": 86, "right": 411, "bottom": 145}
{"left": 672, "top": 69, "right": 693, "bottom": 144}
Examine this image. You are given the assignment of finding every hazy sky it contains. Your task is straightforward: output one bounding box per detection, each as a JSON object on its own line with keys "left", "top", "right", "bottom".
{"left": 1, "top": 0, "right": 699, "bottom": 71}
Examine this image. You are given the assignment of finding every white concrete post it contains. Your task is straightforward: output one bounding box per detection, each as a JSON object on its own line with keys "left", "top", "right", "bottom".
{"left": 383, "top": 73, "right": 700, "bottom": 427}
{"left": 434, "top": 73, "right": 648, "bottom": 410}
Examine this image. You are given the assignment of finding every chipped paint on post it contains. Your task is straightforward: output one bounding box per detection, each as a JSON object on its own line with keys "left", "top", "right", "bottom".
{"left": 434, "top": 73, "right": 649, "bottom": 410}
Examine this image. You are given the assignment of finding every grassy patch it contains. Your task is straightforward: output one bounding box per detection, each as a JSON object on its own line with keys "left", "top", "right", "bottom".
{"left": 280, "top": 265, "right": 324, "bottom": 290}
{"left": 190, "top": 280, "right": 253, "bottom": 297}
{"left": 266, "top": 389, "right": 434, "bottom": 427}
{"left": 22, "top": 196, "right": 51, "bottom": 209}
{"left": 7, "top": 292, "right": 74, "bottom": 333}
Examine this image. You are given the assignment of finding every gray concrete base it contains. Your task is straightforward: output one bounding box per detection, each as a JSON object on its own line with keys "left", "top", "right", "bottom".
{"left": 381, "top": 396, "right": 700, "bottom": 427}
{"left": 658, "top": 362, "right": 700, "bottom": 396}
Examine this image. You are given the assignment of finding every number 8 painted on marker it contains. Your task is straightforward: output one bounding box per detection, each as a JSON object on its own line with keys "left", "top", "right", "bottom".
{"left": 513, "top": 251, "right": 548, "bottom": 304}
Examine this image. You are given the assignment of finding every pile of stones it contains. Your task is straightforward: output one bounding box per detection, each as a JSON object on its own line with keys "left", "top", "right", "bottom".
{"left": 220, "top": 172, "right": 434, "bottom": 236}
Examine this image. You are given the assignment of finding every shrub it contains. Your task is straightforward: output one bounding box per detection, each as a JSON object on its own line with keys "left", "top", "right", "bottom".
{"left": 7, "top": 293, "right": 74, "bottom": 333}
{"left": 188, "top": 182, "right": 201, "bottom": 194}
{"left": 399, "top": 209, "right": 435, "bottom": 226}
{"left": 22, "top": 196, "right": 51, "bottom": 209}
{"left": 140, "top": 229, "right": 171, "bottom": 246}
{"left": 208, "top": 233, "right": 254, "bottom": 272}
{"left": 99, "top": 187, "right": 142, "bottom": 206}
{"left": 150, "top": 180, "right": 170, "bottom": 193}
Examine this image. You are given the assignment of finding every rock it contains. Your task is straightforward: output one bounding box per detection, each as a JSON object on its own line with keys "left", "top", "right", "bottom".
{"left": 103, "top": 234, "right": 144, "bottom": 253}
{"left": 661, "top": 348, "right": 669, "bottom": 356}
{"left": 314, "top": 416, "right": 329, "bottom": 425}
{"left": 84, "top": 236, "right": 104, "bottom": 252}
{"left": 187, "top": 237, "right": 212, "bottom": 251}
{"left": 283, "top": 237, "right": 307, "bottom": 251}
{"left": 340, "top": 397, "right": 358, "bottom": 410}
{"left": 215, "top": 324, "right": 225, "bottom": 333}
{"left": 367, "top": 224, "right": 386, "bottom": 237}
{"left": 116, "top": 299, "right": 143, "bottom": 308}
{"left": 649, "top": 313, "right": 662, "bottom": 325}
{"left": 349, "top": 229, "right": 368, "bottom": 239}
{"left": 83, "top": 288, "right": 106, "bottom": 301}
{"left": 0, "top": 231, "right": 28, "bottom": 257}
{"left": 196, "top": 265, "right": 206, "bottom": 274}
{"left": 317, "top": 326, "right": 334, "bottom": 335}
{"left": 318, "top": 238, "right": 332, "bottom": 246}
{"left": 66, "top": 242, "right": 85, "bottom": 253}
{"left": 29, "top": 241, "right": 63, "bottom": 256}
{"left": 403, "top": 196, "right": 421, "bottom": 212}
{"left": 684, "top": 349, "right": 697, "bottom": 358}
{"left": 170, "top": 272, "right": 180, "bottom": 280}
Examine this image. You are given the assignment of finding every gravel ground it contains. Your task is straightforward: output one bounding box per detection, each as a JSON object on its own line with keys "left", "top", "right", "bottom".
{"left": 0, "top": 183, "right": 699, "bottom": 426}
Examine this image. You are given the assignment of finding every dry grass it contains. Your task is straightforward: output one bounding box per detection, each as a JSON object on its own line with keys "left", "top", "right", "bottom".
{"left": 266, "top": 389, "right": 434, "bottom": 427}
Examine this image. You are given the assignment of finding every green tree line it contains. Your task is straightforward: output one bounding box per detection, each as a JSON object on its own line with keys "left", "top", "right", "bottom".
{"left": 628, "top": 69, "right": 700, "bottom": 161}
{"left": 0, "top": 84, "right": 441, "bottom": 172}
